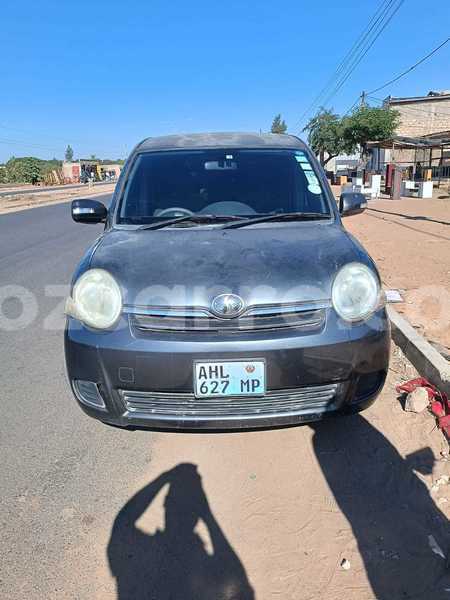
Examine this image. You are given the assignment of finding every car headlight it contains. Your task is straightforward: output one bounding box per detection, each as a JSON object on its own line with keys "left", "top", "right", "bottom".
{"left": 332, "top": 262, "right": 381, "bottom": 322}
{"left": 65, "top": 269, "right": 122, "bottom": 329}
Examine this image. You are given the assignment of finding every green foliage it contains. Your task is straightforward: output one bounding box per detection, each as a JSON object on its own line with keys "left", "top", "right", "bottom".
{"left": 99, "top": 158, "right": 125, "bottom": 165}
{"left": 40, "top": 158, "right": 63, "bottom": 177}
{"left": 303, "top": 108, "right": 353, "bottom": 166}
{"left": 303, "top": 105, "right": 400, "bottom": 165}
{"left": 0, "top": 153, "right": 123, "bottom": 184}
{"left": 65, "top": 144, "right": 74, "bottom": 162}
{"left": 271, "top": 114, "right": 287, "bottom": 134}
{"left": 4, "top": 157, "right": 41, "bottom": 183}
{"left": 1, "top": 157, "right": 62, "bottom": 184}
{"left": 342, "top": 106, "right": 400, "bottom": 151}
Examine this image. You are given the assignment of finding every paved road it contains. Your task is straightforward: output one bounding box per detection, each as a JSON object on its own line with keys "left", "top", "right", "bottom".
{"left": 1, "top": 199, "right": 448, "bottom": 599}
{"left": 0, "top": 180, "right": 112, "bottom": 198}
{"left": 0, "top": 195, "right": 155, "bottom": 599}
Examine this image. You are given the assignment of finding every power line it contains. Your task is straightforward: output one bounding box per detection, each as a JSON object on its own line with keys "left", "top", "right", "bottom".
{"left": 319, "top": 0, "right": 404, "bottom": 110}
{"left": 0, "top": 123, "right": 75, "bottom": 145}
{"left": 343, "top": 96, "right": 361, "bottom": 116}
{"left": 297, "top": 0, "right": 404, "bottom": 130}
{"left": 0, "top": 123, "right": 120, "bottom": 152}
{"left": 0, "top": 124, "right": 128, "bottom": 156}
{"left": 0, "top": 136, "right": 127, "bottom": 158}
{"left": 295, "top": 0, "right": 394, "bottom": 129}
{"left": 367, "top": 37, "right": 450, "bottom": 95}
{"left": 319, "top": 0, "right": 398, "bottom": 109}
{"left": 0, "top": 137, "right": 63, "bottom": 153}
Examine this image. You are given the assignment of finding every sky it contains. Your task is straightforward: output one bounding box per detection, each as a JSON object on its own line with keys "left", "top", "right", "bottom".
{"left": 1, "top": 0, "right": 449, "bottom": 162}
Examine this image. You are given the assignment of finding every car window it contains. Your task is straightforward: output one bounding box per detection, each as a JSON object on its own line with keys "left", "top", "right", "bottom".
{"left": 117, "top": 149, "right": 330, "bottom": 224}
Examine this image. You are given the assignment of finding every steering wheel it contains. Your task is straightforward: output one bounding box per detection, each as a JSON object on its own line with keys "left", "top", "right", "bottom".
{"left": 156, "top": 207, "right": 194, "bottom": 218}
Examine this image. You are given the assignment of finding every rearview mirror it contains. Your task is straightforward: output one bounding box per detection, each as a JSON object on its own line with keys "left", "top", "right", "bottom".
{"left": 72, "top": 199, "right": 107, "bottom": 224}
{"left": 204, "top": 160, "right": 237, "bottom": 171}
{"left": 339, "top": 192, "right": 367, "bottom": 217}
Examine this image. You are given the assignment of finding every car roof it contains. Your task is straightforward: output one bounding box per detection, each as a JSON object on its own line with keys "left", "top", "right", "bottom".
{"left": 135, "top": 132, "right": 307, "bottom": 152}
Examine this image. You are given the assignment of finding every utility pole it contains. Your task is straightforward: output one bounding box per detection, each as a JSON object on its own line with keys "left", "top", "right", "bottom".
{"left": 359, "top": 92, "right": 367, "bottom": 169}
{"left": 360, "top": 91, "right": 366, "bottom": 108}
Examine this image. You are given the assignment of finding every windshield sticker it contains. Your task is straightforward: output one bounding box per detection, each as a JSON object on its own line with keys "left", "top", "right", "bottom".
{"left": 295, "top": 153, "right": 309, "bottom": 164}
{"left": 295, "top": 154, "right": 313, "bottom": 171}
{"left": 294, "top": 154, "right": 322, "bottom": 193}
{"left": 304, "top": 170, "right": 317, "bottom": 184}
{"left": 308, "top": 184, "right": 322, "bottom": 194}
{"left": 304, "top": 170, "right": 322, "bottom": 194}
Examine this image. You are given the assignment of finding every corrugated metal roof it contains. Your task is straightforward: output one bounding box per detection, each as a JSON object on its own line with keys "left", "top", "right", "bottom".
{"left": 367, "top": 134, "right": 450, "bottom": 149}
{"left": 386, "top": 91, "right": 450, "bottom": 104}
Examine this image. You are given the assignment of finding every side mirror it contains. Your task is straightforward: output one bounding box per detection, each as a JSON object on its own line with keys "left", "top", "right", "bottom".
{"left": 339, "top": 192, "right": 367, "bottom": 217}
{"left": 71, "top": 199, "right": 107, "bottom": 224}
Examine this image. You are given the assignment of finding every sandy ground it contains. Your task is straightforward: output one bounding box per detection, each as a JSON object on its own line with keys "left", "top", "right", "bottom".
{"left": 0, "top": 183, "right": 116, "bottom": 215}
{"left": 53, "top": 346, "right": 450, "bottom": 600}
{"left": 341, "top": 195, "right": 450, "bottom": 352}
{"left": 3, "top": 183, "right": 448, "bottom": 599}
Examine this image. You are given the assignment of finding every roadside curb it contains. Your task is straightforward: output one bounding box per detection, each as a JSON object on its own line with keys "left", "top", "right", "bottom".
{"left": 0, "top": 187, "right": 115, "bottom": 216}
{"left": 388, "top": 305, "right": 450, "bottom": 395}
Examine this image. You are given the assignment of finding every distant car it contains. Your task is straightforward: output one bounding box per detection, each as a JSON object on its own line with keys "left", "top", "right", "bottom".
{"left": 65, "top": 132, "right": 389, "bottom": 430}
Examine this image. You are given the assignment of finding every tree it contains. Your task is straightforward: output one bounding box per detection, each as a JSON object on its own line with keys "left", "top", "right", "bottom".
{"left": 342, "top": 106, "right": 399, "bottom": 158}
{"left": 65, "top": 145, "right": 74, "bottom": 162}
{"left": 303, "top": 105, "right": 400, "bottom": 166}
{"left": 1, "top": 157, "right": 63, "bottom": 184}
{"left": 4, "top": 157, "right": 42, "bottom": 183}
{"left": 303, "top": 108, "right": 353, "bottom": 166}
{"left": 271, "top": 114, "right": 287, "bottom": 134}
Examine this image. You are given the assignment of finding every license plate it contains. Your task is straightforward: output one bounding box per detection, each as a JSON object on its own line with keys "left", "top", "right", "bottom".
{"left": 194, "top": 360, "right": 266, "bottom": 398}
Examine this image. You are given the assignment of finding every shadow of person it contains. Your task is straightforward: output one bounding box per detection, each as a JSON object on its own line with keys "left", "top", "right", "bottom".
{"left": 107, "top": 463, "right": 254, "bottom": 600}
{"left": 311, "top": 415, "right": 450, "bottom": 599}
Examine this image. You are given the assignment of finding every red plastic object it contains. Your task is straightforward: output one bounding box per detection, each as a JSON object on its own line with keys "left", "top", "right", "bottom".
{"left": 396, "top": 377, "right": 450, "bottom": 437}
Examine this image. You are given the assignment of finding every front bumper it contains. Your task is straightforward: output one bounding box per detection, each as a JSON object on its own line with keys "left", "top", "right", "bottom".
{"left": 64, "top": 308, "right": 390, "bottom": 430}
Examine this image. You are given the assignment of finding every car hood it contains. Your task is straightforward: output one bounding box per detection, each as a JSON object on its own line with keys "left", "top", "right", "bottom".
{"left": 90, "top": 223, "right": 367, "bottom": 308}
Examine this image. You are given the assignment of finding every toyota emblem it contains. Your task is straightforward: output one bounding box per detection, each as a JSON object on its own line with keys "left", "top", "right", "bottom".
{"left": 211, "top": 294, "right": 245, "bottom": 319}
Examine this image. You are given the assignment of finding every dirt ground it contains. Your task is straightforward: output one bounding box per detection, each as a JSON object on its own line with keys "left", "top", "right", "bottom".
{"left": 0, "top": 183, "right": 116, "bottom": 215}
{"left": 341, "top": 195, "right": 450, "bottom": 352}
{"left": 5, "top": 182, "right": 446, "bottom": 599}
{"left": 54, "top": 346, "right": 450, "bottom": 600}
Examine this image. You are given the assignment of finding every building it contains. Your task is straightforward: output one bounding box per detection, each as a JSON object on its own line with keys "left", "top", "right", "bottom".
{"left": 385, "top": 90, "right": 450, "bottom": 137}
{"left": 326, "top": 155, "right": 360, "bottom": 175}
{"left": 378, "top": 91, "right": 450, "bottom": 174}
{"left": 62, "top": 160, "right": 122, "bottom": 183}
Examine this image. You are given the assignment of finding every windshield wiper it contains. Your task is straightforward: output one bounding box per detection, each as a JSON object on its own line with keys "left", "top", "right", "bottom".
{"left": 138, "top": 214, "right": 246, "bottom": 230}
{"left": 220, "top": 212, "right": 330, "bottom": 229}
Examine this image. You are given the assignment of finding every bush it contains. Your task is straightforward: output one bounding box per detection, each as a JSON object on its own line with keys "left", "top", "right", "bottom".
{"left": 2, "top": 157, "right": 62, "bottom": 183}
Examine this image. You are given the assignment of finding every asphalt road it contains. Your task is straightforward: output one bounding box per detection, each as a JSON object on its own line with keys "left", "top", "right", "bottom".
{"left": 0, "top": 195, "right": 155, "bottom": 599}
{"left": 1, "top": 197, "right": 449, "bottom": 599}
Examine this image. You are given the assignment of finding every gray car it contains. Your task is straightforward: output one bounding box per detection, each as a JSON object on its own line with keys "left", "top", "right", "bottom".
{"left": 64, "top": 132, "right": 390, "bottom": 430}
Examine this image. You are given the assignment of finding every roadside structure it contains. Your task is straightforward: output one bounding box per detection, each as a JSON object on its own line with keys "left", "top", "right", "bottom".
{"left": 62, "top": 160, "right": 122, "bottom": 183}
{"left": 370, "top": 91, "right": 450, "bottom": 178}
{"left": 374, "top": 90, "right": 450, "bottom": 180}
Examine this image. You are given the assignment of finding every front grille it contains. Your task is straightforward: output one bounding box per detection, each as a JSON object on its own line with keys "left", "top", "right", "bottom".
{"left": 130, "top": 306, "right": 327, "bottom": 333}
{"left": 120, "top": 383, "right": 339, "bottom": 418}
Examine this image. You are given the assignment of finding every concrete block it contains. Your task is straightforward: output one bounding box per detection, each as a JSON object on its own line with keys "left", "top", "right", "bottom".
{"left": 404, "top": 387, "right": 430, "bottom": 413}
{"left": 388, "top": 306, "right": 450, "bottom": 396}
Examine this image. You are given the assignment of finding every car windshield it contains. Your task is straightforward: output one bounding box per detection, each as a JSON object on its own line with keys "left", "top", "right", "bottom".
{"left": 117, "top": 149, "right": 331, "bottom": 225}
